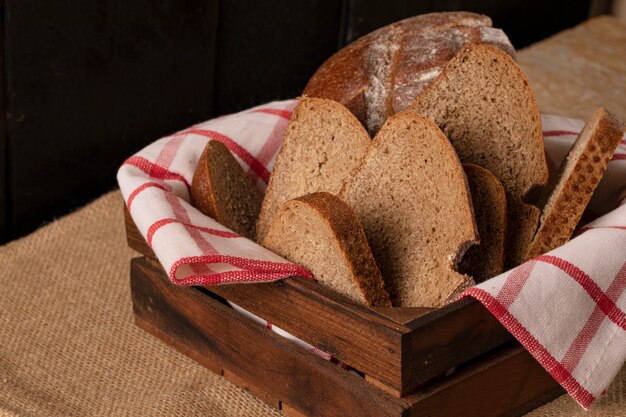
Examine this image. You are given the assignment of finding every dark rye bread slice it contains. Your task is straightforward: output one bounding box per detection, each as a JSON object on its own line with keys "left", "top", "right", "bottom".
{"left": 256, "top": 97, "right": 371, "bottom": 241}
{"left": 458, "top": 164, "right": 507, "bottom": 282}
{"left": 339, "top": 112, "right": 478, "bottom": 307}
{"left": 409, "top": 43, "right": 549, "bottom": 267}
{"left": 261, "top": 192, "right": 391, "bottom": 307}
{"left": 525, "top": 107, "right": 626, "bottom": 260}
{"left": 191, "top": 140, "right": 263, "bottom": 240}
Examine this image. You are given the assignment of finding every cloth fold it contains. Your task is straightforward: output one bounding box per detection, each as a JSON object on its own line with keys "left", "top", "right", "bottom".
{"left": 116, "top": 99, "right": 626, "bottom": 409}
{"left": 118, "top": 100, "right": 312, "bottom": 285}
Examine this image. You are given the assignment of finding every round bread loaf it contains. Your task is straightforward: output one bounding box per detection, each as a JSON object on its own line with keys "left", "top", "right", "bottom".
{"left": 303, "top": 12, "right": 515, "bottom": 135}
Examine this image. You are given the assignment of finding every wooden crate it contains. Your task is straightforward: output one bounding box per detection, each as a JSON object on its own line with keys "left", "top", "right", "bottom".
{"left": 125, "top": 209, "right": 563, "bottom": 416}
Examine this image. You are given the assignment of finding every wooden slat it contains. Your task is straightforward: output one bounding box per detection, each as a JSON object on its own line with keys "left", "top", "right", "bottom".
{"left": 222, "top": 369, "right": 281, "bottom": 410}
{"left": 127, "top": 209, "right": 409, "bottom": 392}
{"left": 132, "top": 256, "right": 563, "bottom": 416}
{"left": 400, "top": 298, "right": 514, "bottom": 388}
{"left": 124, "top": 207, "right": 156, "bottom": 259}
{"left": 206, "top": 271, "right": 407, "bottom": 391}
{"left": 125, "top": 206, "right": 514, "bottom": 395}
{"left": 131, "top": 256, "right": 410, "bottom": 417}
{"left": 403, "top": 345, "right": 563, "bottom": 417}
{"left": 208, "top": 276, "right": 511, "bottom": 396}
{"left": 4, "top": 0, "right": 218, "bottom": 240}
{"left": 281, "top": 403, "right": 309, "bottom": 417}
{"left": 371, "top": 307, "right": 433, "bottom": 325}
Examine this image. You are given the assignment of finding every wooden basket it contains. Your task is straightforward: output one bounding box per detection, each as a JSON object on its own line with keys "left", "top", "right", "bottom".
{"left": 125, "top": 208, "right": 563, "bottom": 416}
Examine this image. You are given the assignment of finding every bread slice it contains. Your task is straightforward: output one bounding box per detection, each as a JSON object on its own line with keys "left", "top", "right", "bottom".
{"left": 191, "top": 140, "right": 263, "bottom": 239}
{"left": 302, "top": 12, "right": 515, "bottom": 135}
{"left": 409, "top": 43, "right": 548, "bottom": 267}
{"left": 339, "top": 112, "right": 478, "bottom": 307}
{"left": 525, "top": 107, "right": 625, "bottom": 260}
{"left": 458, "top": 164, "right": 507, "bottom": 282}
{"left": 256, "top": 97, "right": 371, "bottom": 241}
{"left": 261, "top": 192, "right": 391, "bottom": 307}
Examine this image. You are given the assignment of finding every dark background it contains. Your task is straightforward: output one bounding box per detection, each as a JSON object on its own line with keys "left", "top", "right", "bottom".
{"left": 0, "top": 0, "right": 608, "bottom": 243}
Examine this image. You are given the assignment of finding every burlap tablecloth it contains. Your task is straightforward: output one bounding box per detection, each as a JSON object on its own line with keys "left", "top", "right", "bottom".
{"left": 0, "top": 190, "right": 624, "bottom": 416}
{"left": 0, "top": 191, "right": 281, "bottom": 417}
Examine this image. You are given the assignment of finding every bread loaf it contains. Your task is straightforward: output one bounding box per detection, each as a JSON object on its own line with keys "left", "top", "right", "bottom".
{"left": 191, "top": 140, "right": 263, "bottom": 239}
{"left": 303, "top": 12, "right": 515, "bottom": 135}
{"left": 458, "top": 164, "right": 507, "bottom": 282}
{"left": 525, "top": 107, "right": 625, "bottom": 260}
{"left": 340, "top": 112, "right": 478, "bottom": 307}
{"left": 255, "top": 97, "right": 371, "bottom": 241}
{"left": 409, "top": 43, "right": 549, "bottom": 267}
{"left": 261, "top": 192, "right": 391, "bottom": 307}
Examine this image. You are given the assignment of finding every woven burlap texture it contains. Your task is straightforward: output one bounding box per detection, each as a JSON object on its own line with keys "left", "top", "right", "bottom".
{"left": 1, "top": 190, "right": 625, "bottom": 416}
{"left": 0, "top": 191, "right": 281, "bottom": 417}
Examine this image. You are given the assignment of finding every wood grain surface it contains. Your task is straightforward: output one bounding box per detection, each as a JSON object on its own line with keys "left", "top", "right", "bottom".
{"left": 131, "top": 256, "right": 410, "bottom": 417}
{"left": 125, "top": 208, "right": 513, "bottom": 395}
{"left": 519, "top": 16, "right": 626, "bottom": 121}
{"left": 131, "top": 256, "right": 563, "bottom": 417}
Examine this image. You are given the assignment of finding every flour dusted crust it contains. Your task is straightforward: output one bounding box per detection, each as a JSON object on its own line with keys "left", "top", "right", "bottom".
{"left": 303, "top": 12, "right": 515, "bottom": 135}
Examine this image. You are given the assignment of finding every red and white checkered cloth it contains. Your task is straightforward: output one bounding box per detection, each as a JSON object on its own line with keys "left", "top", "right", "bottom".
{"left": 117, "top": 99, "right": 626, "bottom": 409}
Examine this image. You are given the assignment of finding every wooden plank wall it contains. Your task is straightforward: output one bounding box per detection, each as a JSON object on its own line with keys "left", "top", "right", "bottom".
{"left": 0, "top": 0, "right": 595, "bottom": 243}
{"left": 2, "top": 0, "right": 220, "bottom": 240}
{"left": 0, "top": 18, "right": 6, "bottom": 241}
{"left": 345, "top": 0, "right": 595, "bottom": 48}
{"left": 211, "top": 0, "right": 345, "bottom": 116}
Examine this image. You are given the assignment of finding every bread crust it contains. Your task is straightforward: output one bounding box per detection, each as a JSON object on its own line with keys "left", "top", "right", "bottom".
{"left": 459, "top": 163, "right": 507, "bottom": 282}
{"left": 303, "top": 12, "right": 515, "bottom": 134}
{"left": 191, "top": 140, "right": 263, "bottom": 240}
{"left": 525, "top": 107, "right": 625, "bottom": 260}
{"left": 304, "top": 42, "right": 370, "bottom": 123}
{"left": 191, "top": 141, "right": 222, "bottom": 220}
{"left": 409, "top": 43, "right": 548, "bottom": 267}
{"left": 256, "top": 97, "right": 371, "bottom": 242}
{"left": 340, "top": 112, "right": 478, "bottom": 307}
{"left": 262, "top": 192, "right": 391, "bottom": 307}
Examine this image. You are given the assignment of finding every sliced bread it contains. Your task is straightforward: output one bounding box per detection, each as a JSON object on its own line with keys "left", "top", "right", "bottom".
{"left": 261, "top": 192, "right": 391, "bottom": 307}
{"left": 339, "top": 112, "right": 478, "bottom": 307}
{"left": 256, "top": 97, "right": 371, "bottom": 241}
{"left": 409, "top": 43, "right": 548, "bottom": 267}
{"left": 302, "top": 12, "right": 515, "bottom": 135}
{"left": 191, "top": 140, "right": 263, "bottom": 239}
{"left": 525, "top": 107, "right": 626, "bottom": 260}
{"left": 458, "top": 164, "right": 507, "bottom": 282}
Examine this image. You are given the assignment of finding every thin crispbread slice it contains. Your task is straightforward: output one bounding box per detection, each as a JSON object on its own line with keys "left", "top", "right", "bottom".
{"left": 191, "top": 140, "right": 263, "bottom": 240}
{"left": 525, "top": 107, "right": 626, "bottom": 261}
{"left": 256, "top": 97, "right": 372, "bottom": 242}
{"left": 339, "top": 112, "right": 478, "bottom": 307}
{"left": 261, "top": 192, "right": 391, "bottom": 307}
{"left": 458, "top": 164, "right": 507, "bottom": 282}
{"left": 409, "top": 43, "right": 548, "bottom": 267}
